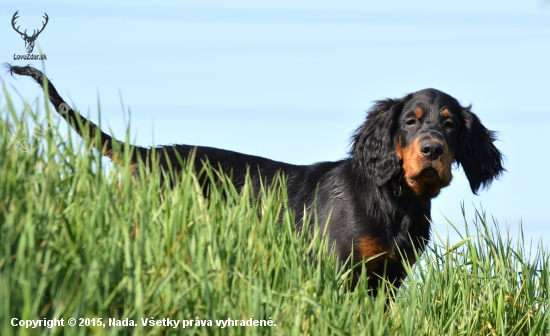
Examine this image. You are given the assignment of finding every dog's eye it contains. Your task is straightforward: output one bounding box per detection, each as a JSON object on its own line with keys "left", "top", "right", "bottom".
{"left": 406, "top": 119, "right": 417, "bottom": 126}
{"left": 444, "top": 120, "right": 454, "bottom": 129}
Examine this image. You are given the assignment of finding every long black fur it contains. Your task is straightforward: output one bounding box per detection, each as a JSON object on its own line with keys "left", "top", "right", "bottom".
{"left": 7, "top": 64, "right": 504, "bottom": 292}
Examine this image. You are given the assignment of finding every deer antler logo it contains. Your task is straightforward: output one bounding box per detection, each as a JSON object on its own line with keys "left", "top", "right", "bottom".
{"left": 12, "top": 11, "right": 49, "bottom": 54}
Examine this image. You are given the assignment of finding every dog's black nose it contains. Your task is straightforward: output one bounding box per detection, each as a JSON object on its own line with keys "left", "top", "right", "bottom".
{"left": 420, "top": 141, "right": 444, "bottom": 160}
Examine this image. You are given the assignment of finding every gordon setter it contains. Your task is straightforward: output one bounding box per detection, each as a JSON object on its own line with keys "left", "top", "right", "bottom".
{"left": 8, "top": 65, "right": 504, "bottom": 292}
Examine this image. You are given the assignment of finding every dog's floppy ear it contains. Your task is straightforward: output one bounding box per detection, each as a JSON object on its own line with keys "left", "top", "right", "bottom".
{"left": 455, "top": 106, "right": 504, "bottom": 194}
{"left": 351, "top": 97, "right": 406, "bottom": 185}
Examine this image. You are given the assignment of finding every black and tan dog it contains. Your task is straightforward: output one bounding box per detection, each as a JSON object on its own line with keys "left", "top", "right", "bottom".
{"left": 8, "top": 65, "right": 504, "bottom": 292}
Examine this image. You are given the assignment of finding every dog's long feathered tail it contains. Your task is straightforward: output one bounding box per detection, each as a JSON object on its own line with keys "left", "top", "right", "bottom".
{"left": 7, "top": 64, "right": 142, "bottom": 164}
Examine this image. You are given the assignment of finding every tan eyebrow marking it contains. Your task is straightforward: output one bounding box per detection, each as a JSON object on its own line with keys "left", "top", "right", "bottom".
{"left": 414, "top": 108, "right": 423, "bottom": 119}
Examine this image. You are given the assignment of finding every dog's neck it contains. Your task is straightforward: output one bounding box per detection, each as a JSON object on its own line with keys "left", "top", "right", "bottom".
{"left": 351, "top": 172, "right": 432, "bottom": 257}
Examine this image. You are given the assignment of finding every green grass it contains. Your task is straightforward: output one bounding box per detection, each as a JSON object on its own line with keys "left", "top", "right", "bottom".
{"left": 1, "top": 89, "right": 549, "bottom": 335}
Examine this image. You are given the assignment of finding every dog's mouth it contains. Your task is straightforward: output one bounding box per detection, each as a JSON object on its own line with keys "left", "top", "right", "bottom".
{"left": 408, "top": 166, "right": 439, "bottom": 184}
{"left": 406, "top": 165, "right": 451, "bottom": 198}
{"left": 419, "top": 167, "right": 438, "bottom": 180}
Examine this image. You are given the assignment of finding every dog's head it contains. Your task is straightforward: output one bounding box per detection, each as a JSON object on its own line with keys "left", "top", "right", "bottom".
{"left": 351, "top": 88, "right": 504, "bottom": 197}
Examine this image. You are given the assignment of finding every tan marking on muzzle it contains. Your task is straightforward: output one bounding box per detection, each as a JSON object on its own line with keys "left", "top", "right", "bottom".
{"left": 399, "top": 137, "right": 454, "bottom": 196}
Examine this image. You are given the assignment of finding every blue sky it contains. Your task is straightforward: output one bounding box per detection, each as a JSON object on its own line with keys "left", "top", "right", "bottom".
{"left": 2, "top": 0, "right": 550, "bottom": 245}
